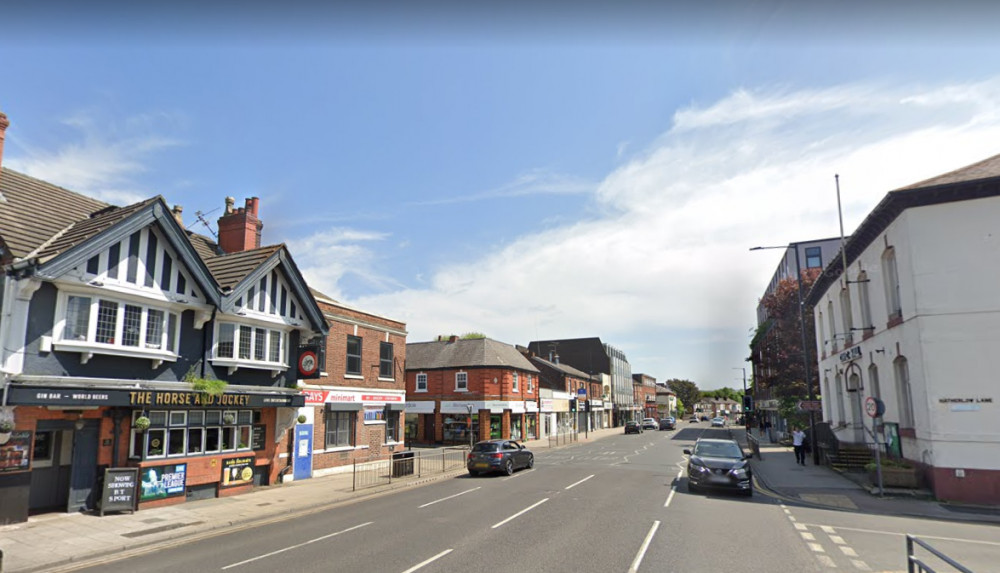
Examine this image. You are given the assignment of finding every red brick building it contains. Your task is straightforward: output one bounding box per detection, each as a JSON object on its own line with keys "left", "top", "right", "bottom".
{"left": 405, "top": 337, "right": 540, "bottom": 446}
{"left": 633, "top": 373, "right": 658, "bottom": 419}
{"left": 293, "top": 291, "right": 407, "bottom": 479}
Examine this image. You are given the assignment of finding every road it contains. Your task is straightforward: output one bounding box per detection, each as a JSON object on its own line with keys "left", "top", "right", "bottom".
{"left": 68, "top": 423, "right": 998, "bottom": 573}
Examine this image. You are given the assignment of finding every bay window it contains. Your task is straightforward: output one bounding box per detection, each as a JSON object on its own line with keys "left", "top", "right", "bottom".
{"left": 57, "top": 293, "right": 179, "bottom": 356}
{"left": 213, "top": 321, "right": 287, "bottom": 369}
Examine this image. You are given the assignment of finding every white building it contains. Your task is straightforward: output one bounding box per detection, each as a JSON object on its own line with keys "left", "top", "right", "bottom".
{"left": 806, "top": 154, "right": 1000, "bottom": 505}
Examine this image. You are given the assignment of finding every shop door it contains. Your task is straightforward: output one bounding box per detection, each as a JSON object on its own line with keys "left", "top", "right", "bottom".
{"left": 423, "top": 416, "right": 435, "bottom": 443}
{"left": 293, "top": 424, "right": 313, "bottom": 481}
{"left": 67, "top": 421, "right": 100, "bottom": 512}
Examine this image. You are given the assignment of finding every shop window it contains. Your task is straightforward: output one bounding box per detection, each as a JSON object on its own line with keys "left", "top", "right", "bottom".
{"left": 385, "top": 408, "right": 399, "bottom": 443}
{"left": 324, "top": 411, "right": 354, "bottom": 448}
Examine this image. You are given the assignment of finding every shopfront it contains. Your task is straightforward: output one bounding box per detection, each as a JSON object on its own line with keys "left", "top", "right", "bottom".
{"left": 0, "top": 380, "right": 303, "bottom": 523}
{"left": 404, "top": 400, "right": 435, "bottom": 447}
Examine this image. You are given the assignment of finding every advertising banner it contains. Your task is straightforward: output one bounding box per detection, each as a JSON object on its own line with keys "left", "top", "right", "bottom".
{"left": 140, "top": 463, "right": 187, "bottom": 501}
{"left": 221, "top": 456, "right": 255, "bottom": 488}
{"left": 0, "top": 430, "right": 33, "bottom": 473}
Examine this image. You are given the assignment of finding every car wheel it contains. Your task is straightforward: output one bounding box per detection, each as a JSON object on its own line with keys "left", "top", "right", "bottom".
{"left": 504, "top": 459, "right": 514, "bottom": 476}
{"left": 527, "top": 455, "right": 534, "bottom": 469}
{"left": 468, "top": 470, "right": 478, "bottom": 477}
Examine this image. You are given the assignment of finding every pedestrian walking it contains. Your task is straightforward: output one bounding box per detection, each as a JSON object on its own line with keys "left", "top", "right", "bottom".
{"left": 792, "top": 426, "right": 807, "bottom": 465}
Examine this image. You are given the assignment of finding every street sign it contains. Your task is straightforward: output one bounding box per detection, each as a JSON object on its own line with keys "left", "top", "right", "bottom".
{"left": 796, "top": 400, "right": 822, "bottom": 412}
{"left": 865, "top": 396, "right": 885, "bottom": 418}
{"left": 577, "top": 388, "right": 586, "bottom": 396}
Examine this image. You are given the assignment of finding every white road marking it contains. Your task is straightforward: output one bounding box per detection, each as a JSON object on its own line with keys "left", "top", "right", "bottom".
{"left": 816, "top": 555, "right": 837, "bottom": 568}
{"left": 821, "top": 525, "right": 836, "bottom": 534}
{"left": 808, "top": 543, "right": 826, "bottom": 553}
{"left": 491, "top": 498, "right": 549, "bottom": 529}
{"left": 850, "top": 559, "right": 871, "bottom": 570}
{"left": 401, "top": 549, "right": 453, "bottom": 573}
{"left": 800, "top": 532, "right": 816, "bottom": 541}
{"left": 829, "top": 535, "right": 846, "bottom": 545}
{"left": 783, "top": 508, "right": 792, "bottom": 514}
{"left": 418, "top": 487, "right": 480, "bottom": 508}
{"left": 788, "top": 516, "right": 797, "bottom": 522}
{"left": 839, "top": 547, "right": 859, "bottom": 557}
{"left": 565, "top": 475, "right": 595, "bottom": 490}
{"left": 794, "top": 523, "right": 808, "bottom": 531}
{"left": 221, "top": 522, "right": 372, "bottom": 569}
{"left": 800, "top": 524, "right": 1000, "bottom": 547}
{"left": 627, "top": 520, "right": 660, "bottom": 573}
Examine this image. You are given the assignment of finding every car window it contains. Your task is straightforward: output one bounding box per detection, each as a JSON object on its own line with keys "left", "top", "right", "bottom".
{"left": 473, "top": 443, "right": 499, "bottom": 452}
{"left": 694, "top": 442, "right": 743, "bottom": 458}
{"left": 503, "top": 442, "right": 518, "bottom": 451}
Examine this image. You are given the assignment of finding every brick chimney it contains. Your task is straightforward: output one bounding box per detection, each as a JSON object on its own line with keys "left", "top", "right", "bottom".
{"left": 217, "top": 196, "right": 263, "bottom": 253}
{"left": 0, "top": 111, "right": 10, "bottom": 172}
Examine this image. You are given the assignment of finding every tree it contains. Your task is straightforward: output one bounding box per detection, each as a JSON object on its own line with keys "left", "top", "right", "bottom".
{"left": 666, "top": 379, "right": 700, "bottom": 414}
{"left": 754, "top": 269, "right": 821, "bottom": 399}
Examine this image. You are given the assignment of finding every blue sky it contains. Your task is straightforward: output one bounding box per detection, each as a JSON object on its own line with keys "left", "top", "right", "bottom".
{"left": 5, "top": 2, "right": 1000, "bottom": 390}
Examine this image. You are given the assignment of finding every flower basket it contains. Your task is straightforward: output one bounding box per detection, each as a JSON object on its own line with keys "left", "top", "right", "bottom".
{"left": 297, "top": 414, "right": 307, "bottom": 424}
{"left": 0, "top": 420, "right": 14, "bottom": 433}
{"left": 134, "top": 416, "right": 151, "bottom": 432}
{"left": 223, "top": 414, "right": 236, "bottom": 425}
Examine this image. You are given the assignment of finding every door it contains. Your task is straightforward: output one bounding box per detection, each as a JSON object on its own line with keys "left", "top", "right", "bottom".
{"left": 292, "top": 424, "right": 313, "bottom": 481}
{"left": 67, "top": 421, "right": 100, "bottom": 512}
{"left": 29, "top": 429, "right": 71, "bottom": 511}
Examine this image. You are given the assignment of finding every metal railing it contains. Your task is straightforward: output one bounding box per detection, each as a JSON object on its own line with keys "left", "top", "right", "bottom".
{"left": 352, "top": 447, "right": 468, "bottom": 491}
{"left": 747, "top": 432, "right": 762, "bottom": 460}
{"left": 548, "top": 431, "right": 579, "bottom": 448}
{"left": 906, "top": 534, "right": 972, "bottom": 573}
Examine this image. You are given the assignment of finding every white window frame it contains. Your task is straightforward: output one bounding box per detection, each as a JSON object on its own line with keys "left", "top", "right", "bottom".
{"left": 882, "top": 247, "right": 902, "bottom": 319}
{"left": 53, "top": 290, "right": 181, "bottom": 366}
{"left": 455, "top": 371, "right": 468, "bottom": 392}
{"left": 211, "top": 319, "right": 289, "bottom": 375}
{"left": 512, "top": 371, "right": 519, "bottom": 393}
{"left": 415, "top": 373, "right": 428, "bottom": 392}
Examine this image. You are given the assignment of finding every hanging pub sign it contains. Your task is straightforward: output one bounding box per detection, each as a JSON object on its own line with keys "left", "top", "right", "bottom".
{"left": 297, "top": 343, "right": 324, "bottom": 379}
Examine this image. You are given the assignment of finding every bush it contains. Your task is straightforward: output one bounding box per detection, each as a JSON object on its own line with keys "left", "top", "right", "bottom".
{"left": 865, "top": 457, "right": 913, "bottom": 472}
{"left": 0, "top": 420, "right": 14, "bottom": 433}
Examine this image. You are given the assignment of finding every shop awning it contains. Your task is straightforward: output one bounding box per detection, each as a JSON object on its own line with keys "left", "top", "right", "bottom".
{"left": 324, "top": 402, "right": 363, "bottom": 412}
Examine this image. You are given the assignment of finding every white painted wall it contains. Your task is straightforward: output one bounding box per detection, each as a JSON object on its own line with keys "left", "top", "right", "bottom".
{"left": 813, "top": 196, "right": 1000, "bottom": 472}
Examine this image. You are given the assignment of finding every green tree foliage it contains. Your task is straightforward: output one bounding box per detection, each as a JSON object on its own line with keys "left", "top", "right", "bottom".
{"left": 701, "top": 387, "right": 743, "bottom": 401}
{"left": 666, "top": 379, "right": 700, "bottom": 413}
{"left": 754, "top": 269, "right": 821, "bottom": 399}
{"left": 436, "top": 332, "right": 487, "bottom": 340}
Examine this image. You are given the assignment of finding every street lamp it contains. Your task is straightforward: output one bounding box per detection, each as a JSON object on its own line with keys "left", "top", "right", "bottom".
{"left": 750, "top": 243, "right": 819, "bottom": 465}
{"left": 733, "top": 367, "right": 747, "bottom": 439}
{"left": 465, "top": 404, "right": 474, "bottom": 451}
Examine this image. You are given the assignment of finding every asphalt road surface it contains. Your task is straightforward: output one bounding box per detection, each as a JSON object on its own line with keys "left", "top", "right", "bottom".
{"left": 67, "top": 423, "right": 998, "bottom": 573}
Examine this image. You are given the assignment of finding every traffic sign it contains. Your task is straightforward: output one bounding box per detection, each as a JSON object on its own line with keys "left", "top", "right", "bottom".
{"left": 865, "top": 396, "right": 885, "bottom": 418}
{"left": 796, "top": 400, "right": 822, "bottom": 412}
{"left": 577, "top": 388, "right": 587, "bottom": 396}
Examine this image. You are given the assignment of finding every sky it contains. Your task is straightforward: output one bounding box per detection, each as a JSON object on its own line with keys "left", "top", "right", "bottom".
{"left": 4, "top": 1, "right": 1000, "bottom": 390}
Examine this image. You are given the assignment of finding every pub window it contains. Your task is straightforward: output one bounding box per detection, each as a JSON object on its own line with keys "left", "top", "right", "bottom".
{"left": 346, "top": 335, "right": 362, "bottom": 375}
{"left": 59, "top": 295, "right": 178, "bottom": 356}
{"left": 128, "top": 409, "right": 254, "bottom": 460}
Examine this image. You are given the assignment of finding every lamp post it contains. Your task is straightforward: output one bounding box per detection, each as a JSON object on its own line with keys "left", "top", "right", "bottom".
{"left": 733, "top": 367, "right": 747, "bottom": 439}
{"left": 750, "top": 243, "right": 819, "bottom": 465}
{"left": 465, "top": 404, "right": 474, "bottom": 451}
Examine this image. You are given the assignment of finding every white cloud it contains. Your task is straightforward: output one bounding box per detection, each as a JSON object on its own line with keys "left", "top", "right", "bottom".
{"left": 287, "top": 228, "right": 399, "bottom": 301}
{"left": 5, "top": 109, "right": 184, "bottom": 206}
{"left": 343, "top": 78, "right": 1000, "bottom": 388}
{"left": 408, "top": 168, "right": 596, "bottom": 206}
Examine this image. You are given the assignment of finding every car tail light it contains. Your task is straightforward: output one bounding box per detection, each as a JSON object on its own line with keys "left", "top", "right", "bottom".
{"left": 467, "top": 453, "right": 473, "bottom": 461}
{"left": 491, "top": 453, "right": 503, "bottom": 459}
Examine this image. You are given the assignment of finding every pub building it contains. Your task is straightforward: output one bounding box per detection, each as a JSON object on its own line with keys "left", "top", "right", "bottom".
{"left": 0, "top": 126, "right": 327, "bottom": 524}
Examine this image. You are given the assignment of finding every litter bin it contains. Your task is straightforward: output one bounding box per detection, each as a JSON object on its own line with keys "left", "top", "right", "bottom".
{"left": 391, "top": 450, "right": 414, "bottom": 477}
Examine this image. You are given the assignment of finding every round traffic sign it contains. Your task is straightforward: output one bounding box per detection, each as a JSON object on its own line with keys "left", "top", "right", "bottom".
{"left": 865, "top": 396, "right": 885, "bottom": 418}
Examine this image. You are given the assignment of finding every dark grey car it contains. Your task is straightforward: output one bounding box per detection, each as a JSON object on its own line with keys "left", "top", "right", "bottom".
{"left": 684, "top": 438, "right": 753, "bottom": 496}
{"left": 467, "top": 439, "right": 534, "bottom": 476}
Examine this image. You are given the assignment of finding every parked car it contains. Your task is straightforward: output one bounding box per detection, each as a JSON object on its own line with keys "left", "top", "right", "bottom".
{"left": 689, "top": 416, "right": 699, "bottom": 423}
{"left": 659, "top": 417, "right": 676, "bottom": 430}
{"left": 711, "top": 417, "right": 726, "bottom": 427}
{"left": 642, "top": 417, "right": 659, "bottom": 430}
{"left": 684, "top": 438, "right": 752, "bottom": 496}
{"left": 467, "top": 440, "right": 534, "bottom": 477}
{"left": 624, "top": 421, "right": 643, "bottom": 434}
{"left": 700, "top": 415, "right": 709, "bottom": 421}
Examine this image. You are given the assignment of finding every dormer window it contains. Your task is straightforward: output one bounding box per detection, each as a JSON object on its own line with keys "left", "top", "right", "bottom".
{"left": 212, "top": 320, "right": 287, "bottom": 376}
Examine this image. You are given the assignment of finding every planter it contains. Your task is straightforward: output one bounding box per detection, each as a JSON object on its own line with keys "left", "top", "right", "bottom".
{"left": 873, "top": 466, "right": 919, "bottom": 488}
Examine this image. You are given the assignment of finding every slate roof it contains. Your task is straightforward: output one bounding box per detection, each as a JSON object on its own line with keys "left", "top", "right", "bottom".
{"left": 203, "top": 244, "right": 283, "bottom": 291}
{"left": 0, "top": 167, "right": 108, "bottom": 260}
{"left": 186, "top": 231, "right": 223, "bottom": 262}
{"left": 528, "top": 355, "right": 592, "bottom": 379}
{"left": 806, "top": 152, "right": 1000, "bottom": 306}
{"left": 34, "top": 197, "right": 160, "bottom": 262}
{"left": 406, "top": 338, "right": 540, "bottom": 372}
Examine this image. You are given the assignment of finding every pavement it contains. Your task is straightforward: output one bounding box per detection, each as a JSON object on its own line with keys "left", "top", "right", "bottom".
{"left": 2, "top": 424, "right": 998, "bottom": 572}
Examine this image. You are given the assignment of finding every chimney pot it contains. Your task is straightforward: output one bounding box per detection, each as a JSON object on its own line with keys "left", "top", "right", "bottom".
{"left": 449, "top": 335, "right": 459, "bottom": 343}
{"left": 172, "top": 205, "right": 184, "bottom": 227}
{"left": 225, "top": 196, "right": 235, "bottom": 214}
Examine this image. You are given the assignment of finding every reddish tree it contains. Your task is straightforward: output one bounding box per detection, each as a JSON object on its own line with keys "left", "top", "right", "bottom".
{"left": 755, "top": 268, "right": 821, "bottom": 399}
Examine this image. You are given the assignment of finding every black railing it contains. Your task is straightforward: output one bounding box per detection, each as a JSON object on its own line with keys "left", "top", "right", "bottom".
{"left": 906, "top": 534, "right": 972, "bottom": 573}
